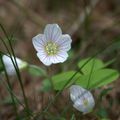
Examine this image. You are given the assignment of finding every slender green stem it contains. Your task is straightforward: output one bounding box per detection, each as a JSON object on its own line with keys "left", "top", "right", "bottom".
{"left": 0, "top": 24, "right": 31, "bottom": 119}
{"left": 0, "top": 55, "right": 20, "bottom": 120}
{"left": 0, "top": 78, "right": 25, "bottom": 108}
{"left": 86, "top": 58, "right": 95, "bottom": 89}
{"left": 47, "top": 66, "right": 54, "bottom": 90}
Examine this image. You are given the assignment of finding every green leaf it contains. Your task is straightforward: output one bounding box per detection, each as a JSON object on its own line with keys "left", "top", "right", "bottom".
{"left": 75, "top": 69, "right": 119, "bottom": 89}
{"left": 40, "top": 79, "right": 52, "bottom": 92}
{"left": 78, "top": 58, "right": 104, "bottom": 74}
{"left": 97, "top": 106, "right": 108, "bottom": 118}
{"left": 28, "top": 65, "right": 47, "bottom": 77}
{"left": 52, "top": 71, "right": 81, "bottom": 90}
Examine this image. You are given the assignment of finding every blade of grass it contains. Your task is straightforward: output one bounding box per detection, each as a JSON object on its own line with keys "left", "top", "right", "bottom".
{"left": 0, "top": 54, "right": 20, "bottom": 120}
{"left": 0, "top": 24, "right": 31, "bottom": 119}
{"left": 86, "top": 58, "right": 95, "bottom": 89}
{"left": 0, "top": 77, "right": 25, "bottom": 108}
{"left": 70, "top": 114, "right": 76, "bottom": 120}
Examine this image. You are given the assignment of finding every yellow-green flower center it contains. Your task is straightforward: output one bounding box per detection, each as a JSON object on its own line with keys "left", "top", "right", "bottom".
{"left": 83, "top": 99, "right": 88, "bottom": 106}
{"left": 45, "top": 42, "right": 58, "bottom": 55}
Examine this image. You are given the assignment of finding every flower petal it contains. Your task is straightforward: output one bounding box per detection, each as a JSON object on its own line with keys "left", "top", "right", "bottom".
{"left": 44, "top": 24, "right": 62, "bottom": 41}
{"left": 32, "top": 34, "right": 46, "bottom": 52}
{"left": 70, "top": 85, "right": 84, "bottom": 102}
{"left": 49, "top": 56, "right": 58, "bottom": 64}
{"left": 37, "top": 52, "right": 52, "bottom": 66}
{"left": 57, "top": 34, "right": 72, "bottom": 51}
{"left": 73, "top": 96, "right": 94, "bottom": 114}
{"left": 55, "top": 51, "right": 68, "bottom": 63}
{"left": 73, "top": 100, "right": 86, "bottom": 112}
{"left": 2, "top": 55, "right": 23, "bottom": 76}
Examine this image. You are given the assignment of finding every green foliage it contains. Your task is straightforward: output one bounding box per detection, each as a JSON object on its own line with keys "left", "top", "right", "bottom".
{"left": 70, "top": 114, "right": 76, "bottom": 120}
{"left": 78, "top": 58, "right": 104, "bottom": 74}
{"left": 41, "top": 79, "right": 52, "bottom": 92}
{"left": 52, "top": 58, "right": 119, "bottom": 90}
{"left": 28, "top": 65, "right": 47, "bottom": 77}
{"left": 52, "top": 71, "right": 81, "bottom": 90}
{"left": 97, "top": 106, "right": 108, "bottom": 118}
{"left": 100, "top": 118, "right": 110, "bottom": 120}
{"left": 75, "top": 69, "right": 119, "bottom": 89}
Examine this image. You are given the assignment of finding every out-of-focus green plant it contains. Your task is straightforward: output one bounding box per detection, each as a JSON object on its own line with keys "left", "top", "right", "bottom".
{"left": 28, "top": 65, "right": 47, "bottom": 77}
{"left": 52, "top": 58, "right": 119, "bottom": 90}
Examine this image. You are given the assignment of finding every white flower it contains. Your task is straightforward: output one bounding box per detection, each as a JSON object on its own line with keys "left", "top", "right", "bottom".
{"left": 32, "top": 24, "right": 72, "bottom": 66}
{"left": 70, "top": 85, "right": 95, "bottom": 114}
{"left": 2, "top": 55, "right": 27, "bottom": 76}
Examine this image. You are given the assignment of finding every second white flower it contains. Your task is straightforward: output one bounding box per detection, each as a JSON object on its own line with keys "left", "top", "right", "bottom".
{"left": 70, "top": 85, "right": 95, "bottom": 114}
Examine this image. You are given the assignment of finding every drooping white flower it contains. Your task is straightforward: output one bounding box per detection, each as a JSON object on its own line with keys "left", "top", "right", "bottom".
{"left": 70, "top": 85, "right": 95, "bottom": 114}
{"left": 32, "top": 24, "right": 72, "bottom": 66}
{"left": 2, "top": 55, "right": 27, "bottom": 76}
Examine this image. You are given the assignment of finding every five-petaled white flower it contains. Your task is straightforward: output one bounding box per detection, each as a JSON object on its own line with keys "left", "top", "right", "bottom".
{"left": 32, "top": 24, "right": 72, "bottom": 66}
{"left": 2, "top": 55, "right": 27, "bottom": 76}
{"left": 70, "top": 85, "right": 95, "bottom": 114}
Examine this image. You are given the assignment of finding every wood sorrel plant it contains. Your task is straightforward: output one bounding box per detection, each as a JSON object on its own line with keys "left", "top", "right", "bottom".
{"left": 32, "top": 24, "right": 119, "bottom": 117}
{"left": 0, "top": 23, "right": 119, "bottom": 119}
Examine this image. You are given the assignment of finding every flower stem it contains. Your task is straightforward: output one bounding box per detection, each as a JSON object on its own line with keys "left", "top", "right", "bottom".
{"left": 0, "top": 24, "right": 31, "bottom": 119}
{"left": 0, "top": 55, "right": 20, "bottom": 120}
{"left": 47, "top": 66, "right": 54, "bottom": 90}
